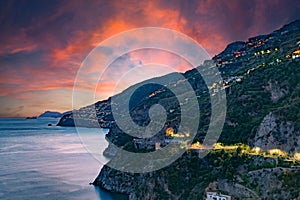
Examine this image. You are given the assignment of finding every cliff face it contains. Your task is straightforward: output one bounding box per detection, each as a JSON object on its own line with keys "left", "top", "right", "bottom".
{"left": 245, "top": 168, "right": 300, "bottom": 199}
{"left": 57, "top": 113, "right": 75, "bottom": 126}
{"left": 264, "top": 80, "right": 289, "bottom": 103}
{"left": 94, "top": 166, "right": 136, "bottom": 198}
{"left": 254, "top": 112, "right": 300, "bottom": 153}
{"left": 94, "top": 153, "right": 205, "bottom": 200}
{"left": 206, "top": 167, "right": 300, "bottom": 199}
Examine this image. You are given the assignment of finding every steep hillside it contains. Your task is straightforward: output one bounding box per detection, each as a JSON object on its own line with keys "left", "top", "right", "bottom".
{"left": 58, "top": 20, "right": 300, "bottom": 148}
{"left": 57, "top": 20, "right": 300, "bottom": 199}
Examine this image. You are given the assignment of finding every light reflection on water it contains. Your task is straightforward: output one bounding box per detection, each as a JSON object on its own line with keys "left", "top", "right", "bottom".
{"left": 0, "top": 118, "right": 127, "bottom": 200}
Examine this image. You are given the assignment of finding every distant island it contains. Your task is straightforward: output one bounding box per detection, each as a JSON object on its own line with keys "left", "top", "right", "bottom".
{"left": 26, "top": 111, "right": 72, "bottom": 119}
{"left": 38, "top": 111, "right": 63, "bottom": 118}
{"left": 25, "top": 116, "right": 37, "bottom": 119}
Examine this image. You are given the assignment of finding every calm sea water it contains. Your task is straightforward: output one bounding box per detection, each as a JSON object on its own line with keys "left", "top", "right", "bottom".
{"left": 0, "top": 118, "right": 127, "bottom": 200}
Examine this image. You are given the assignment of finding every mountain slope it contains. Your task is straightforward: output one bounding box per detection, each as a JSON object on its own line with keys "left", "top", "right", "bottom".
{"left": 58, "top": 20, "right": 300, "bottom": 199}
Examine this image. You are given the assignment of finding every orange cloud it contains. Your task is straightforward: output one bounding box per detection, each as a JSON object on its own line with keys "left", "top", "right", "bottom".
{"left": 1, "top": 0, "right": 299, "bottom": 117}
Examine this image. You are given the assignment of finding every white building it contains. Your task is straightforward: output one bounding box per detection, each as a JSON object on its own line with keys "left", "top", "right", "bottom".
{"left": 206, "top": 192, "right": 231, "bottom": 200}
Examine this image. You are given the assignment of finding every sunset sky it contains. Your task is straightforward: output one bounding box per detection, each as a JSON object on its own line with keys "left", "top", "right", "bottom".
{"left": 0, "top": 0, "right": 299, "bottom": 117}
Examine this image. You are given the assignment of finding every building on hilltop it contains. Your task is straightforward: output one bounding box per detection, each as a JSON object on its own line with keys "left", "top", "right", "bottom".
{"left": 205, "top": 191, "right": 231, "bottom": 200}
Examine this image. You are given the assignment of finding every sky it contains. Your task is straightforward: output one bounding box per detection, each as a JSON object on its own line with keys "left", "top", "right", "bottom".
{"left": 0, "top": 0, "right": 299, "bottom": 117}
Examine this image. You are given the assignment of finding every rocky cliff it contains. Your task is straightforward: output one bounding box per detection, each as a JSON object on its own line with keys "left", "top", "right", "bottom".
{"left": 95, "top": 150, "right": 300, "bottom": 199}
{"left": 206, "top": 167, "right": 300, "bottom": 199}
{"left": 254, "top": 112, "right": 300, "bottom": 153}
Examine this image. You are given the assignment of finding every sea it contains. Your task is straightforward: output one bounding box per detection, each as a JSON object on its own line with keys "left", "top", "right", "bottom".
{"left": 0, "top": 118, "right": 127, "bottom": 200}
